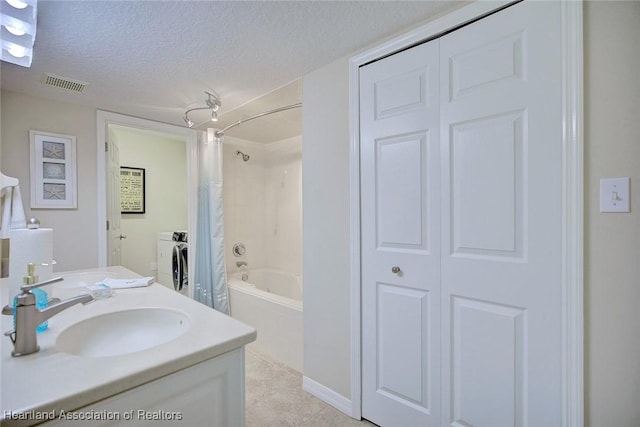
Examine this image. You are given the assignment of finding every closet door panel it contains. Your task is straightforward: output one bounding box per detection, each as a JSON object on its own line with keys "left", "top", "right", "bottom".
{"left": 440, "top": 3, "right": 563, "bottom": 426}
{"left": 360, "top": 40, "right": 441, "bottom": 427}
{"left": 375, "top": 132, "right": 431, "bottom": 250}
{"left": 450, "top": 110, "right": 525, "bottom": 258}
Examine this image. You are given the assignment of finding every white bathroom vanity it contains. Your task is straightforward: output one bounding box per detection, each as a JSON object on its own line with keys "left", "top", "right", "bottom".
{"left": 0, "top": 266, "right": 256, "bottom": 427}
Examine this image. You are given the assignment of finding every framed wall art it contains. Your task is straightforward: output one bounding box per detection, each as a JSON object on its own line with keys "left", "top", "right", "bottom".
{"left": 120, "top": 166, "right": 145, "bottom": 214}
{"left": 29, "top": 130, "right": 77, "bottom": 209}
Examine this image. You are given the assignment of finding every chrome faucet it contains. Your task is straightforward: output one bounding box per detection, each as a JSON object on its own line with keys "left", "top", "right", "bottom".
{"left": 236, "top": 261, "right": 248, "bottom": 268}
{"left": 4, "top": 277, "right": 94, "bottom": 357}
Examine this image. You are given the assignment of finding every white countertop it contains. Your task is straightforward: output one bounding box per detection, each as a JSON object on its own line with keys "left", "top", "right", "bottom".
{"left": 0, "top": 266, "right": 256, "bottom": 427}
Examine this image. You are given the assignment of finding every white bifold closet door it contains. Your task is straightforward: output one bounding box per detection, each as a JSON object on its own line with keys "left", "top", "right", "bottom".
{"left": 360, "top": 39, "right": 442, "bottom": 427}
{"left": 360, "top": 2, "right": 563, "bottom": 426}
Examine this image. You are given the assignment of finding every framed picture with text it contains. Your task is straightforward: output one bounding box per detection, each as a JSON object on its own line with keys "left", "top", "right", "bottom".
{"left": 120, "top": 166, "right": 145, "bottom": 214}
{"left": 29, "top": 130, "right": 77, "bottom": 209}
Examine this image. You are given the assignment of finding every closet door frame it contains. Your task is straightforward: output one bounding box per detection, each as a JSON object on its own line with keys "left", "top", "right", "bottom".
{"left": 347, "top": 0, "right": 584, "bottom": 425}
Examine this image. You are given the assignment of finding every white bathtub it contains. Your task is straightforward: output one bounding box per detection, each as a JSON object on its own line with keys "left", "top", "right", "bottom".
{"left": 227, "top": 268, "right": 302, "bottom": 372}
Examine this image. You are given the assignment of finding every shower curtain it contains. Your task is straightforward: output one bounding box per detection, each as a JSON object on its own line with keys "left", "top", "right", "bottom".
{"left": 193, "top": 128, "right": 229, "bottom": 315}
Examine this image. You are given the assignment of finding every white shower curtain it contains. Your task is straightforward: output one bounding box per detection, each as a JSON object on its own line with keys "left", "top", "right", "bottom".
{"left": 193, "top": 128, "right": 229, "bottom": 315}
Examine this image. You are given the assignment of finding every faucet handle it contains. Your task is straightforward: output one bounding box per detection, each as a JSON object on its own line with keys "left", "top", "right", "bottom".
{"left": 20, "top": 277, "right": 64, "bottom": 293}
{"left": 4, "top": 330, "right": 16, "bottom": 344}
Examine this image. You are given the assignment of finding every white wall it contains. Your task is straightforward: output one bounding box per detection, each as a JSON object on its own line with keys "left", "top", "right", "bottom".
{"left": 302, "top": 57, "right": 351, "bottom": 399}
{"left": 223, "top": 136, "right": 302, "bottom": 278}
{"left": 1, "top": 90, "right": 98, "bottom": 273}
{"left": 301, "top": 3, "right": 640, "bottom": 423}
{"left": 584, "top": 2, "right": 640, "bottom": 426}
{"left": 111, "top": 126, "right": 187, "bottom": 278}
{"left": 264, "top": 136, "right": 302, "bottom": 277}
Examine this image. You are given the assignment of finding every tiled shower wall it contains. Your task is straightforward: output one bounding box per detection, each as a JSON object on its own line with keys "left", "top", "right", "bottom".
{"left": 223, "top": 136, "right": 302, "bottom": 279}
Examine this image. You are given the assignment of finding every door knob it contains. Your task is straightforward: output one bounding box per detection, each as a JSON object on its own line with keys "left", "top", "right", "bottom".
{"left": 391, "top": 266, "right": 401, "bottom": 274}
{"left": 119, "top": 235, "right": 127, "bottom": 240}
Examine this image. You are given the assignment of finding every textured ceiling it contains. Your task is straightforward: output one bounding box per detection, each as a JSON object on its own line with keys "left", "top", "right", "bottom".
{"left": 1, "top": 1, "right": 466, "bottom": 142}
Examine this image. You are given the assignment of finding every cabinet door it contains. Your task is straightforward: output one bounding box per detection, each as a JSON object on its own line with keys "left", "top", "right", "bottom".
{"left": 42, "top": 348, "right": 245, "bottom": 427}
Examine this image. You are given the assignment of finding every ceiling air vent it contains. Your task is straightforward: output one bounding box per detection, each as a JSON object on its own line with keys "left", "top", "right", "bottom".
{"left": 41, "top": 73, "right": 89, "bottom": 93}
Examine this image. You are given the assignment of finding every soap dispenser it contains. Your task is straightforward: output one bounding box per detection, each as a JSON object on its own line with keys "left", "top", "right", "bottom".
{"left": 13, "top": 263, "right": 49, "bottom": 333}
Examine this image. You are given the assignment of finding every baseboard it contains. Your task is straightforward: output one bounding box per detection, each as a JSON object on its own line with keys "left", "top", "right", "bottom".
{"left": 302, "top": 376, "right": 354, "bottom": 418}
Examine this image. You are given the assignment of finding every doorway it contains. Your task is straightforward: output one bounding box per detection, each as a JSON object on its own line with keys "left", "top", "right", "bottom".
{"left": 96, "top": 111, "right": 197, "bottom": 288}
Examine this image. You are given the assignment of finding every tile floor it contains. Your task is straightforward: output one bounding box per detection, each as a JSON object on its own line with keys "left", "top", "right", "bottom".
{"left": 245, "top": 350, "right": 377, "bottom": 427}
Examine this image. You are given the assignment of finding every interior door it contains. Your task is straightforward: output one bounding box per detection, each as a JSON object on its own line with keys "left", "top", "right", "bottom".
{"left": 106, "top": 128, "right": 122, "bottom": 266}
{"left": 439, "top": 3, "right": 562, "bottom": 425}
{"left": 360, "top": 2, "right": 563, "bottom": 426}
{"left": 360, "top": 41, "right": 441, "bottom": 427}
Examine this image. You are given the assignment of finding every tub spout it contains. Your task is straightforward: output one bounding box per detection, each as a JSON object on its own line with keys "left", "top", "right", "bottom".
{"left": 236, "top": 261, "right": 248, "bottom": 269}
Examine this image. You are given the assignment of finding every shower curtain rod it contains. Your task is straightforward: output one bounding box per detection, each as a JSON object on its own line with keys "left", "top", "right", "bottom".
{"left": 211, "top": 102, "right": 302, "bottom": 138}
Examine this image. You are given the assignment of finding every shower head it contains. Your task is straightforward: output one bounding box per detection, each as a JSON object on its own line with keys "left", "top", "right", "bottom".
{"left": 236, "top": 150, "right": 250, "bottom": 161}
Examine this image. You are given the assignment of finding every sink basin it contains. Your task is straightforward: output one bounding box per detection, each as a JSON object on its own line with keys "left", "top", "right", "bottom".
{"left": 56, "top": 308, "right": 190, "bottom": 358}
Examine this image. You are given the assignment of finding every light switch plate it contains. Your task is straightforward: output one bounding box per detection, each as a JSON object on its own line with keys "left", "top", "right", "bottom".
{"left": 600, "top": 177, "right": 630, "bottom": 213}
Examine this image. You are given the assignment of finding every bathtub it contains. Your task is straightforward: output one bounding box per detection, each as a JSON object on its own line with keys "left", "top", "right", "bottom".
{"left": 227, "top": 268, "right": 302, "bottom": 372}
